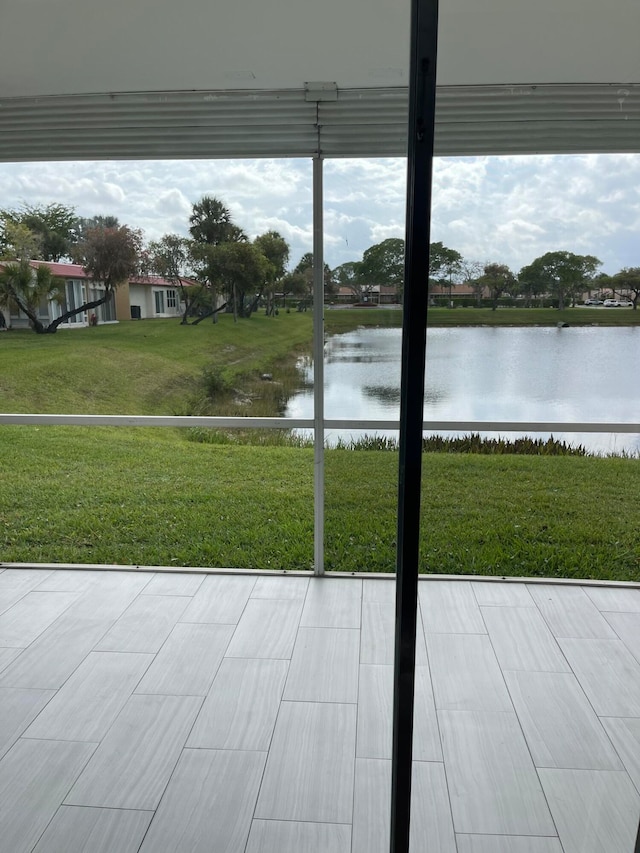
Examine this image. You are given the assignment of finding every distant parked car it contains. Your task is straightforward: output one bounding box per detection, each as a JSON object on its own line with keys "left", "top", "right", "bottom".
{"left": 619, "top": 300, "right": 634, "bottom": 308}
{"left": 584, "top": 298, "right": 603, "bottom": 305}
{"left": 603, "top": 299, "right": 622, "bottom": 307}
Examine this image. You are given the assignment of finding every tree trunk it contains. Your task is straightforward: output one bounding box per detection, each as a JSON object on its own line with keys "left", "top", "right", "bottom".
{"left": 46, "top": 291, "right": 113, "bottom": 333}
{"left": 192, "top": 301, "right": 228, "bottom": 326}
{"left": 10, "top": 297, "right": 47, "bottom": 333}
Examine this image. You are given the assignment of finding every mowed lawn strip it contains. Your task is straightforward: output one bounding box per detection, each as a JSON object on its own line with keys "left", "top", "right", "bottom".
{"left": 325, "top": 306, "right": 640, "bottom": 333}
{"left": 1, "top": 427, "right": 638, "bottom": 580}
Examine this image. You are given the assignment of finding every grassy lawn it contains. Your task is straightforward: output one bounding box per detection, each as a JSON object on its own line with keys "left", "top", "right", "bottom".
{"left": 0, "top": 427, "right": 315, "bottom": 569}
{"left": 1, "top": 314, "right": 638, "bottom": 579}
{"left": 0, "top": 427, "right": 638, "bottom": 579}
{"left": 0, "top": 314, "right": 314, "bottom": 414}
{"left": 326, "top": 451, "right": 639, "bottom": 579}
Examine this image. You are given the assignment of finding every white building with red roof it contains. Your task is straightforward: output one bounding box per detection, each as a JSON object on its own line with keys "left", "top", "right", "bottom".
{"left": 0, "top": 261, "right": 186, "bottom": 329}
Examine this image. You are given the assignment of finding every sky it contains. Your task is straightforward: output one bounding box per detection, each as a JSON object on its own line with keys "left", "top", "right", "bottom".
{"left": 1, "top": 153, "right": 639, "bottom": 275}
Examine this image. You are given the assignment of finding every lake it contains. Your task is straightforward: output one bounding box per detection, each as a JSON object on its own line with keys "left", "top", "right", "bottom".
{"left": 286, "top": 325, "right": 640, "bottom": 454}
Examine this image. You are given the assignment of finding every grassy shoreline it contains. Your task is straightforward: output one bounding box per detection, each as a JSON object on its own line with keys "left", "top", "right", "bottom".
{"left": 0, "top": 314, "right": 314, "bottom": 415}
{"left": 1, "top": 306, "right": 638, "bottom": 417}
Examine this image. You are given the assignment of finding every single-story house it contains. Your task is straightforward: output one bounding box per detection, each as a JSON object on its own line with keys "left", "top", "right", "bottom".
{"left": 335, "top": 284, "right": 399, "bottom": 304}
{"left": 121, "top": 274, "right": 187, "bottom": 322}
{"left": 0, "top": 261, "right": 186, "bottom": 329}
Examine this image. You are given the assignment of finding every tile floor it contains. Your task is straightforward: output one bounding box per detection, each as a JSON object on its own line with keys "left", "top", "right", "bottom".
{"left": 0, "top": 567, "right": 639, "bottom": 852}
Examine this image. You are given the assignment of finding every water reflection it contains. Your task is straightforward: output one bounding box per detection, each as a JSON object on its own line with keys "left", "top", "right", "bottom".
{"left": 362, "top": 385, "right": 402, "bottom": 405}
{"left": 288, "top": 326, "right": 640, "bottom": 454}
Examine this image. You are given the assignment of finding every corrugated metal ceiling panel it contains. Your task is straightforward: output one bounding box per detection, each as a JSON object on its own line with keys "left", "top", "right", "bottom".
{"left": 0, "top": 84, "right": 639, "bottom": 161}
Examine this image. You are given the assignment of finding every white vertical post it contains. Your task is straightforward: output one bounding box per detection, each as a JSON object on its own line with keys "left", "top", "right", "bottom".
{"left": 312, "top": 155, "right": 325, "bottom": 575}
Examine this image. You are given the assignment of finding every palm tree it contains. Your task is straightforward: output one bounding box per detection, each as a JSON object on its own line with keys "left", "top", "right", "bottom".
{"left": 189, "top": 196, "right": 246, "bottom": 246}
{"left": 0, "top": 260, "right": 63, "bottom": 333}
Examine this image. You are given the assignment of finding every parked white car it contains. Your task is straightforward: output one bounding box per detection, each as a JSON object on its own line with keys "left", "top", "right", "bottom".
{"left": 603, "top": 299, "right": 622, "bottom": 307}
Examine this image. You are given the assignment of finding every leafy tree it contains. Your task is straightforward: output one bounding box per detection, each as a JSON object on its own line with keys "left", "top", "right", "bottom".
{"left": 478, "top": 263, "right": 516, "bottom": 311}
{"left": 0, "top": 260, "right": 64, "bottom": 334}
{"left": 516, "top": 265, "right": 547, "bottom": 308}
{"left": 458, "top": 259, "right": 485, "bottom": 307}
{"left": 203, "top": 241, "right": 270, "bottom": 322}
{"left": 333, "top": 261, "right": 365, "bottom": 301}
{"left": 253, "top": 230, "right": 290, "bottom": 315}
{"left": 189, "top": 196, "right": 246, "bottom": 246}
{"left": 0, "top": 221, "right": 43, "bottom": 262}
{"left": 1, "top": 203, "right": 78, "bottom": 261}
{"left": 73, "top": 215, "right": 120, "bottom": 250}
{"left": 519, "top": 251, "right": 601, "bottom": 310}
{"left": 188, "top": 197, "right": 248, "bottom": 322}
{"left": 292, "top": 253, "right": 334, "bottom": 305}
{"left": 188, "top": 242, "right": 228, "bottom": 324}
{"left": 148, "top": 234, "right": 198, "bottom": 324}
{"left": 429, "top": 242, "right": 463, "bottom": 302}
{"left": 79, "top": 225, "right": 142, "bottom": 294}
{"left": 294, "top": 253, "right": 313, "bottom": 275}
{"left": 429, "top": 242, "right": 462, "bottom": 277}
{"left": 359, "top": 238, "right": 405, "bottom": 300}
{"left": 612, "top": 267, "right": 640, "bottom": 310}
{"left": 254, "top": 230, "right": 289, "bottom": 280}
{"left": 279, "top": 271, "right": 309, "bottom": 304}
{"left": 67, "top": 225, "right": 142, "bottom": 332}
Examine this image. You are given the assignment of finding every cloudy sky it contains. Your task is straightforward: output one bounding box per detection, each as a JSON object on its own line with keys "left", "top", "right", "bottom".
{"left": 1, "top": 153, "right": 639, "bottom": 275}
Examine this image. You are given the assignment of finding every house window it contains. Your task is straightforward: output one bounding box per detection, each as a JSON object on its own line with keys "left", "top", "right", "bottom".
{"left": 166, "top": 289, "right": 177, "bottom": 309}
{"left": 96, "top": 289, "right": 116, "bottom": 322}
{"left": 66, "top": 280, "right": 77, "bottom": 312}
{"left": 154, "top": 291, "right": 165, "bottom": 314}
{"left": 65, "top": 280, "right": 84, "bottom": 323}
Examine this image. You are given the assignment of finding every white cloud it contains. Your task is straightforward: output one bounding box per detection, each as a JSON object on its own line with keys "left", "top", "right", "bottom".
{"left": 1, "top": 153, "right": 640, "bottom": 273}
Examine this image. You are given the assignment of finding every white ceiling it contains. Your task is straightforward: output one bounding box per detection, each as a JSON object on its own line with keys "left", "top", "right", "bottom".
{"left": 1, "top": 0, "right": 639, "bottom": 159}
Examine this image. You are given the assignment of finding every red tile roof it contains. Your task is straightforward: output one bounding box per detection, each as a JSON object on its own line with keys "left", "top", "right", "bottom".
{"left": 31, "top": 260, "right": 87, "bottom": 278}
{"left": 130, "top": 275, "right": 196, "bottom": 288}
{"left": 11, "top": 261, "right": 195, "bottom": 287}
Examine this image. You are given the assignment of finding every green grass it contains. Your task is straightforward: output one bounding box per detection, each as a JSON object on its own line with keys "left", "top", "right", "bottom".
{"left": 325, "top": 306, "right": 640, "bottom": 332}
{"left": 326, "top": 452, "right": 640, "bottom": 579}
{"left": 2, "top": 314, "right": 638, "bottom": 579}
{"left": 0, "top": 427, "right": 315, "bottom": 570}
{"left": 0, "top": 427, "right": 638, "bottom": 579}
{"left": 0, "top": 314, "right": 314, "bottom": 414}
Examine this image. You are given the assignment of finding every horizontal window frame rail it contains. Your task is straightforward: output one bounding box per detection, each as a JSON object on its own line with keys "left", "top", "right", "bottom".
{"left": 0, "top": 413, "right": 638, "bottom": 433}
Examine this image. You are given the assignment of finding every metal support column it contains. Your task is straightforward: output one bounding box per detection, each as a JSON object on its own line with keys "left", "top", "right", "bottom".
{"left": 390, "top": 0, "right": 439, "bottom": 851}
{"left": 312, "top": 155, "right": 325, "bottom": 576}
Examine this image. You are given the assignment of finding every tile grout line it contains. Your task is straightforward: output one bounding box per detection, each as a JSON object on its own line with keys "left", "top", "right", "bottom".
{"left": 476, "top": 584, "right": 564, "bottom": 845}
{"left": 241, "top": 577, "right": 308, "bottom": 850}
{"left": 419, "top": 592, "right": 459, "bottom": 850}
{"left": 348, "top": 582, "right": 363, "bottom": 852}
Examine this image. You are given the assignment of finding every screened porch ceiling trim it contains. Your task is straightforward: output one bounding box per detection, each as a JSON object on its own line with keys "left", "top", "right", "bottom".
{"left": 1, "top": 83, "right": 640, "bottom": 161}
